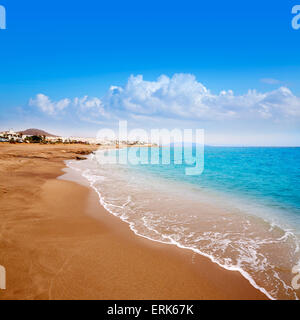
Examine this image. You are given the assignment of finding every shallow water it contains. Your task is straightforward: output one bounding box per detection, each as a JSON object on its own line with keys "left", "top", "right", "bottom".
{"left": 67, "top": 146, "right": 300, "bottom": 300}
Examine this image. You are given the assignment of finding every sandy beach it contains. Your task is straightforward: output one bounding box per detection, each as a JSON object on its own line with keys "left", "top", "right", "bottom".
{"left": 0, "top": 143, "right": 267, "bottom": 300}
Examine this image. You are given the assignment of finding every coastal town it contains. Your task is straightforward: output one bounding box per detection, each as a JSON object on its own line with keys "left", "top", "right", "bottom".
{"left": 0, "top": 128, "right": 152, "bottom": 147}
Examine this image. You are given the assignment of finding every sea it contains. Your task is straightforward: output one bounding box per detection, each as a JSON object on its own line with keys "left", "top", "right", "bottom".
{"left": 67, "top": 146, "right": 300, "bottom": 300}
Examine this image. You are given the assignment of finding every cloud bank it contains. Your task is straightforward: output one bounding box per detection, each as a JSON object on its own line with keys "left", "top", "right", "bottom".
{"left": 29, "top": 74, "right": 300, "bottom": 123}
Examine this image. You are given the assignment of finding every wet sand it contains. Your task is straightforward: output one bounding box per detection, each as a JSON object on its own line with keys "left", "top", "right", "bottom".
{"left": 0, "top": 143, "right": 267, "bottom": 300}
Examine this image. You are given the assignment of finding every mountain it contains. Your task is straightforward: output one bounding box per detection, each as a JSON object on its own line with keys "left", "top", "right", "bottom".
{"left": 18, "top": 128, "right": 58, "bottom": 137}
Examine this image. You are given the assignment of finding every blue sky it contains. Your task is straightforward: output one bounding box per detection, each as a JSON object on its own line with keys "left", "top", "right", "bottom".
{"left": 0, "top": 0, "right": 300, "bottom": 145}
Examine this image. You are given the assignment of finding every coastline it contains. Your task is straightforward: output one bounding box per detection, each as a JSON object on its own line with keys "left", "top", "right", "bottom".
{"left": 0, "top": 144, "right": 267, "bottom": 300}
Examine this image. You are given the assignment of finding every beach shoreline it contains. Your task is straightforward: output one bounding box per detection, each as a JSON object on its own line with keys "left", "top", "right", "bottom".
{"left": 0, "top": 143, "right": 267, "bottom": 300}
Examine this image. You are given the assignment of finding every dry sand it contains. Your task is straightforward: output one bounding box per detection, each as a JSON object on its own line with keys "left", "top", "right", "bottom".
{"left": 0, "top": 143, "right": 267, "bottom": 300}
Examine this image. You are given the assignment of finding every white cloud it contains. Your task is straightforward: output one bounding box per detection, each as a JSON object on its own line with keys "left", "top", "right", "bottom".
{"left": 29, "top": 74, "right": 300, "bottom": 123}
{"left": 29, "top": 94, "right": 70, "bottom": 115}
{"left": 260, "top": 78, "right": 281, "bottom": 85}
{"left": 74, "top": 96, "right": 109, "bottom": 119}
{"left": 101, "top": 74, "right": 300, "bottom": 122}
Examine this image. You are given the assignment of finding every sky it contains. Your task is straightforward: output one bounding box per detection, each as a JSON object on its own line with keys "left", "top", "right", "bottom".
{"left": 0, "top": 0, "right": 300, "bottom": 146}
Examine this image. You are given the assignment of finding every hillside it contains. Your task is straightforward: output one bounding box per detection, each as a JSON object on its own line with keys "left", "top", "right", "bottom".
{"left": 18, "top": 129, "right": 58, "bottom": 137}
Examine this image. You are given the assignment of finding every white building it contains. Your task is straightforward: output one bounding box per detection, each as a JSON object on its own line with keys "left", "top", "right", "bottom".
{"left": 0, "top": 129, "right": 22, "bottom": 141}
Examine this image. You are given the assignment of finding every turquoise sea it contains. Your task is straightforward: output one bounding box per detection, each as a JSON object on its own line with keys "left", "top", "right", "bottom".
{"left": 68, "top": 146, "right": 300, "bottom": 300}
{"left": 134, "top": 146, "right": 300, "bottom": 225}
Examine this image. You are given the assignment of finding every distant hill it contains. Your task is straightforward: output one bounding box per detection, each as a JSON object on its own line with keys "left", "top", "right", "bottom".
{"left": 18, "top": 128, "right": 58, "bottom": 137}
